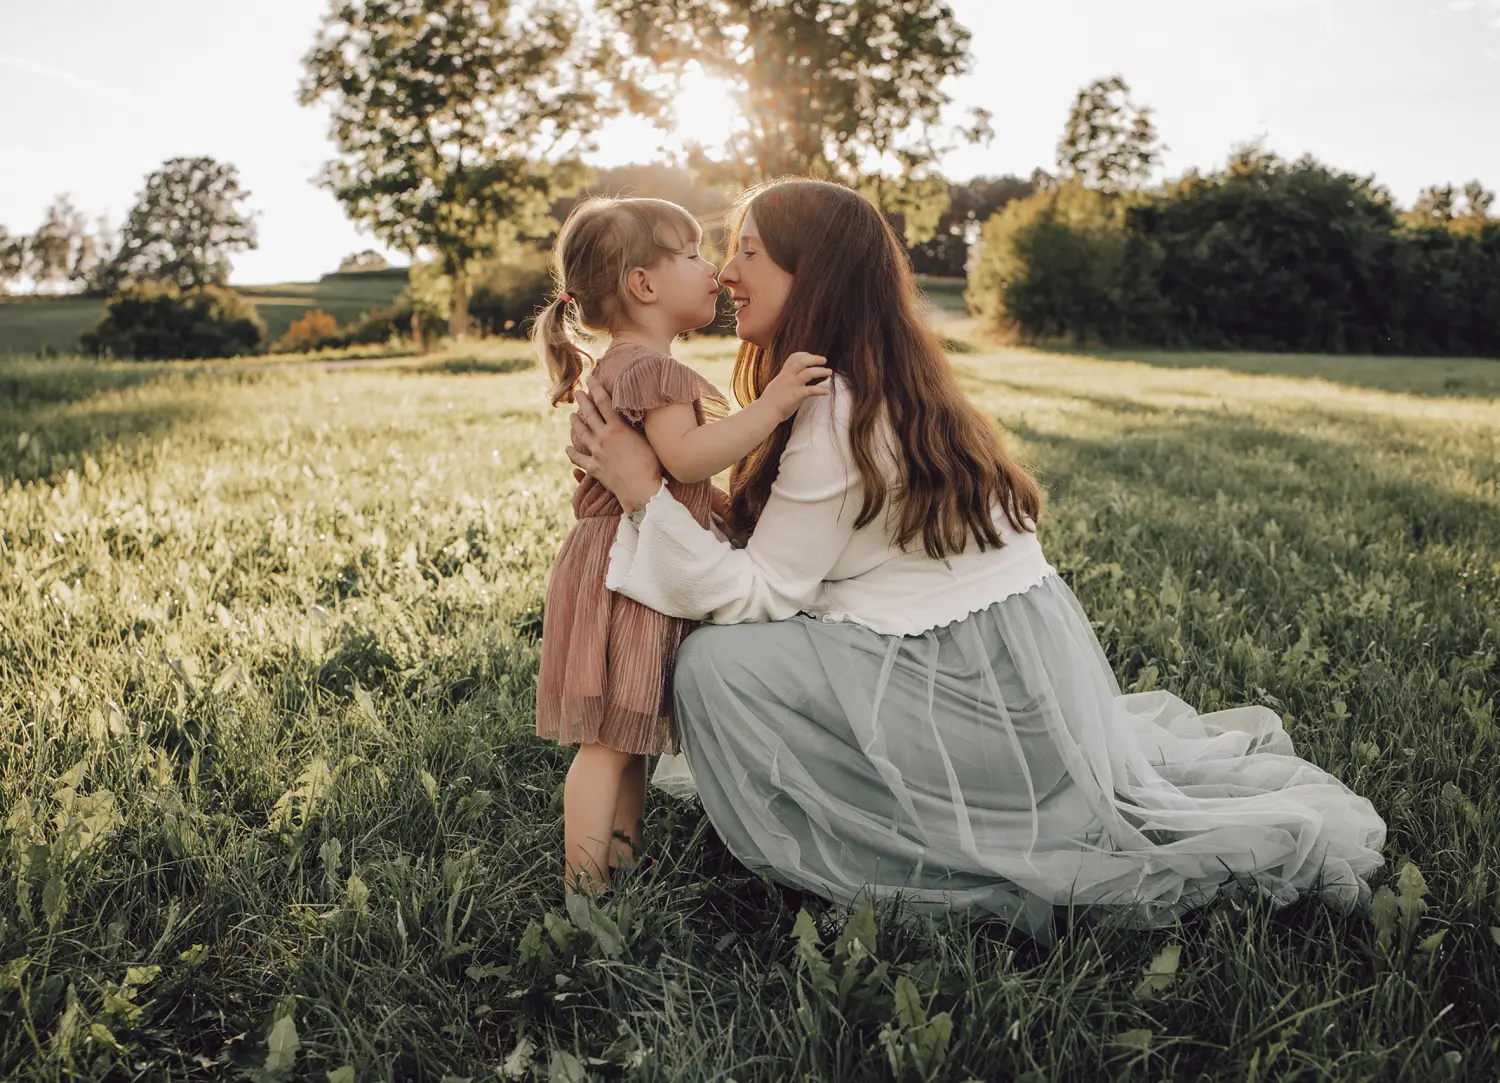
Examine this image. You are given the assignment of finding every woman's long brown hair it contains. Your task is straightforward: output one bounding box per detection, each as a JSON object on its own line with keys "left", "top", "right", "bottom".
{"left": 727, "top": 179, "right": 1042, "bottom": 559}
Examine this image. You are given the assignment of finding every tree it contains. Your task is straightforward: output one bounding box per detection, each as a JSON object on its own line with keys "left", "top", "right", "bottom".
{"left": 109, "top": 158, "right": 258, "bottom": 290}
{"left": 1406, "top": 180, "right": 1494, "bottom": 236}
{"left": 599, "top": 0, "right": 984, "bottom": 244}
{"left": 339, "top": 249, "right": 389, "bottom": 271}
{"left": 968, "top": 96, "right": 1500, "bottom": 358}
{"left": 28, "top": 194, "right": 89, "bottom": 292}
{"left": 73, "top": 215, "right": 117, "bottom": 294}
{"left": 0, "top": 226, "right": 26, "bottom": 294}
{"left": 1121, "top": 153, "right": 1400, "bottom": 352}
{"left": 1462, "top": 180, "right": 1495, "bottom": 221}
{"left": 300, "top": 0, "right": 614, "bottom": 338}
{"left": 1412, "top": 183, "right": 1457, "bottom": 224}
{"left": 1056, "top": 75, "right": 1164, "bottom": 193}
{"left": 907, "top": 174, "right": 1034, "bottom": 277}
{"left": 965, "top": 184, "right": 1131, "bottom": 342}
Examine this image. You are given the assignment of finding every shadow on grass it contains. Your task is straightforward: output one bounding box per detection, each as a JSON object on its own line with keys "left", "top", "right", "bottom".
{"left": 0, "top": 359, "right": 227, "bottom": 481}
{"left": 1038, "top": 346, "right": 1500, "bottom": 401}
{"left": 982, "top": 375, "right": 1500, "bottom": 544}
{"left": 1017, "top": 406, "right": 1500, "bottom": 551}
{"left": 0, "top": 400, "right": 208, "bottom": 482}
{"left": 0, "top": 357, "right": 188, "bottom": 410}
{"left": 401, "top": 355, "right": 536, "bottom": 376}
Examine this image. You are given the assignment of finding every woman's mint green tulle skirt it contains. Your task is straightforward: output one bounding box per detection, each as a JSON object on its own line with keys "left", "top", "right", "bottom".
{"left": 651, "top": 574, "right": 1386, "bottom": 942}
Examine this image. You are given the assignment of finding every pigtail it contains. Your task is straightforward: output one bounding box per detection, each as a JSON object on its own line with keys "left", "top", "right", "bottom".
{"left": 533, "top": 293, "right": 592, "bottom": 407}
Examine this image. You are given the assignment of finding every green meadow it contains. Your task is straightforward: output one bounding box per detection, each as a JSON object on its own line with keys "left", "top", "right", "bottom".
{"left": 1, "top": 338, "right": 1497, "bottom": 1080}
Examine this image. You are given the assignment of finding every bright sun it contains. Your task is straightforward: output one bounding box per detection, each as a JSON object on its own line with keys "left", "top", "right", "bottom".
{"left": 664, "top": 65, "right": 741, "bottom": 152}
{"left": 586, "top": 64, "right": 742, "bottom": 168}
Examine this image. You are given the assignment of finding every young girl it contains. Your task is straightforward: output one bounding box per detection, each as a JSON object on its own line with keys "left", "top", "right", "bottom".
{"left": 532, "top": 196, "right": 831, "bottom": 894}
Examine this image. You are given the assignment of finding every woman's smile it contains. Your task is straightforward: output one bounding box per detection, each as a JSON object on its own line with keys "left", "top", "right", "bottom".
{"left": 717, "top": 209, "right": 793, "bottom": 347}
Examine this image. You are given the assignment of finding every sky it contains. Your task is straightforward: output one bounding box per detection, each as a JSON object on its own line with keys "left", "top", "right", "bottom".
{"left": 2, "top": 0, "right": 1497, "bottom": 285}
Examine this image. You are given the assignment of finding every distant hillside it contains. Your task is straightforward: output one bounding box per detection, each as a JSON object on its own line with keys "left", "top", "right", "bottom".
{"left": 0, "top": 269, "right": 410, "bottom": 355}
{"left": 235, "top": 269, "right": 410, "bottom": 342}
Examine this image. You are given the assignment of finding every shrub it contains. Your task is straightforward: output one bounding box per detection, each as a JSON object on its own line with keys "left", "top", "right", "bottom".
{"left": 966, "top": 184, "right": 1131, "bottom": 344}
{"left": 1118, "top": 157, "right": 1402, "bottom": 352}
{"left": 80, "top": 284, "right": 265, "bottom": 360}
{"left": 1386, "top": 222, "right": 1500, "bottom": 356}
{"left": 341, "top": 306, "right": 402, "bottom": 346}
{"left": 468, "top": 261, "right": 551, "bottom": 338}
{"left": 968, "top": 150, "right": 1500, "bottom": 357}
{"left": 277, "top": 309, "right": 342, "bottom": 352}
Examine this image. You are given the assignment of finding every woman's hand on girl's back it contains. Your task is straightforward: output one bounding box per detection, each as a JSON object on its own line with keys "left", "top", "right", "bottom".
{"left": 761, "top": 352, "right": 833, "bottom": 421}
{"left": 566, "top": 380, "right": 664, "bottom": 513}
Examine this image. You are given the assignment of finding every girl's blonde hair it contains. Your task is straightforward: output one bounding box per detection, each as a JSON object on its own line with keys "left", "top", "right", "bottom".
{"left": 533, "top": 196, "right": 703, "bottom": 407}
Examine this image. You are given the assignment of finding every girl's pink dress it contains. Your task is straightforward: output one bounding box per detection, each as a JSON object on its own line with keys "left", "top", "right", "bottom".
{"left": 535, "top": 342, "right": 729, "bottom": 755}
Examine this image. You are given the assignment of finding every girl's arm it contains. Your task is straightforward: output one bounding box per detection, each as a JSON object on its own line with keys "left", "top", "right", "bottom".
{"left": 606, "top": 379, "right": 862, "bottom": 624}
{"left": 640, "top": 352, "right": 830, "bottom": 484}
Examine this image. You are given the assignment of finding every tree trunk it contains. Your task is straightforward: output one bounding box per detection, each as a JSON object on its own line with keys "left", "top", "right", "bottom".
{"left": 449, "top": 274, "right": 471, "bottom": 340}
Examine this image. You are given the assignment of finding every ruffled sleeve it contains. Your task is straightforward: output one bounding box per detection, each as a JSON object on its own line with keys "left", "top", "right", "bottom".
{"left": 610, "top": 348, "right": 729, "bottom": 425}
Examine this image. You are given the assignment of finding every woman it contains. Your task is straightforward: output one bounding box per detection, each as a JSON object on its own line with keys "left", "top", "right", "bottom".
{"left": 566, "top": 179, "right": 1386, "bottom": 942}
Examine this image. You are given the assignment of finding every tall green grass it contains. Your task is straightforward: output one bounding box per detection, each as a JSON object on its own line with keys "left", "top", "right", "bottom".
{"left": 0, "top": 342, "right": 1496, "bottom": 1081}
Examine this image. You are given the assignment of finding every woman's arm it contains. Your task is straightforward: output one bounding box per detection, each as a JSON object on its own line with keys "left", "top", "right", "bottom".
{"left": 639, "top": 352, "right": 831, "bottom": 484}
{"left": 603, "top": 384, "right": 863, "bottom": 624}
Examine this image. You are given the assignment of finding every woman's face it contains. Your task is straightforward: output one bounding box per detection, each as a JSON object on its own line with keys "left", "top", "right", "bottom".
{"left": 717, "top": 209, "right": 794, "bottom": 348}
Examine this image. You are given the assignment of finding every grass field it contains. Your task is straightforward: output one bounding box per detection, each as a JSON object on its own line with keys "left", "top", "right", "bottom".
{"left": 0, "top": 270, "right": 408, "bottom": 356}
{"left": 1, "top": 340, "right": 1498, "bottom": 1081}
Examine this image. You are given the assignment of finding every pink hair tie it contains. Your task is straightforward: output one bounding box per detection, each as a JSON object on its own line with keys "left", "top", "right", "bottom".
{"left": 558, "top": 291, "right": 573, "bottom": 303}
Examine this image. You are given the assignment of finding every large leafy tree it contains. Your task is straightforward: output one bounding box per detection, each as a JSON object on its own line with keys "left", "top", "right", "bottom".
{"left": 300, "top": 0, "right": 614, "bottom": 337}
{"left": 3, "top": 199, "right": 117, "bottom": 295}
{"left": 599, "top": 0, "right": 984, "bottom": 244}
{"left": 1056, "top": 75, "right": 1163, "bottom": 193}
{"left": 1123, "top": 152, "right": 1401, "bottom": 351}
{"left": 108, "top": 158, "right": 258, "bottom": 290}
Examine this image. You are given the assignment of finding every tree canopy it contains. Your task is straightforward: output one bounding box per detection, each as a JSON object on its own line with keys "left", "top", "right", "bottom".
{"left": 1055, "top": 74, "right": 1163, "bottom": 193}
{"left": 906, "top": 174, "right": 1035, "bottom": 277}
{"left": 108, "top": 157, "right": 258, "bottom": 291}
{"left": 300, "top": 0, "right": 616, "bottom": 335}
{"left": 27, "top": 195, "right": 89, "bottom": 291}
{"left": 0, "top": 226, "right": 22, "bottom": 294}
{"left": 599, "top": 0, "right": 985, "bottom": 244}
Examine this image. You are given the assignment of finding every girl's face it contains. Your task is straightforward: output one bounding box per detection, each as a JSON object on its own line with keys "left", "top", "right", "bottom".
{"left": 649, "top": 234, "right": 722, "bottom": 332}
{"left": 718, "top": 210, "right": 793, "bottom": 348}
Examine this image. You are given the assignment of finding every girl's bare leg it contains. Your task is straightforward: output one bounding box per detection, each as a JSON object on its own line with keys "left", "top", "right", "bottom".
{"left": 563, "top": 743, "right": 636, "bottom": 894}
{"left": 608, "top": 755, "right": 647, "bottom": 871}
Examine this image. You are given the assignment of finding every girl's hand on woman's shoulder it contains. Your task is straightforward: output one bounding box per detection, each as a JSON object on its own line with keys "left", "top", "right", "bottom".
{"left": 762, "top": 352, "right": 833, "bottom": 421}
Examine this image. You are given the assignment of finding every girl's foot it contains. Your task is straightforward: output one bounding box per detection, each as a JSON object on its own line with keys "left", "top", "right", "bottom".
{"left": 608, "top": 856, "right": 661, "bottom": 884}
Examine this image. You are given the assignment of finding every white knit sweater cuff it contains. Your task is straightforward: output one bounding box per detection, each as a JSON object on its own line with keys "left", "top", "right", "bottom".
{"left": 604, "top": 479, "right": 670, "bottom": 592}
